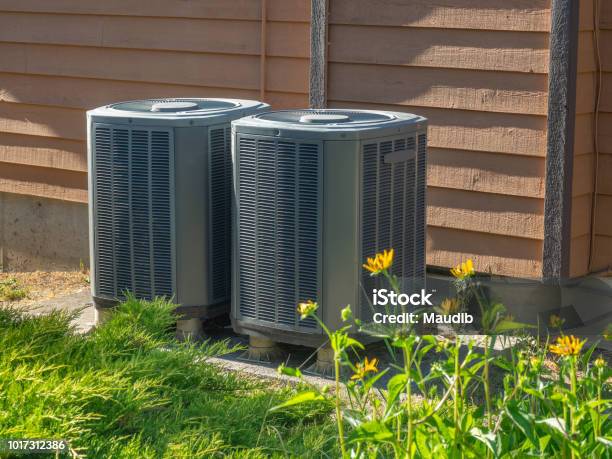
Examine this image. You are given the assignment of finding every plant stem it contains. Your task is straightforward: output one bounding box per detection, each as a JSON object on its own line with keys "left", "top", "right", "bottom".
{"left": 483, "top": 336, "right": 492, "bottom": 430}
{"left": 404, "top": 343, "right": 413, "bottom": 456}
{"left": 569, "top": 356, "right": 577, "bottom": 459}
{"left": 595, "top": 371, "right": 602, "bottom": 440}
{"left": 396, "top": 416, "right": 401, "bottom": 444}
{"left": 335, "top": 351, "right": 347, "bottom": 458}
{"left": 453, "top": 335, "right": 461, "bottom": 454}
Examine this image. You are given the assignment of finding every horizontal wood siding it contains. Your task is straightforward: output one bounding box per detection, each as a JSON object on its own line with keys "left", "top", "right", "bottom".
{"left": 569, "top": 0, "right": 597, "bottom": 277}
{"left": 569, "top": 0, "right": 612, "bottom": 277}
{"left": 0, "top": 1, "right": 310, "bottom": 203}
{"left": 590, "top": 0, "right": 612, "bottom": 272}
{"left": 328, "top": 0, "right": 551, "bottom": 277}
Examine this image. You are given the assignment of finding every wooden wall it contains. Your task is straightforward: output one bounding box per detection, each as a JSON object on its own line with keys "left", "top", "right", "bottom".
{"left": 571, "top": 0, "right": 612, "bottom": 276}
{"left": 571, "top": 0, "right": 597, "bottom": 277}
{"left": 326, "top": 0, "right": 551, "bottom": 277}
{"left": 0, "top": 0, "right": 310, "bottom": 204}
{"left": 592, "top": 0, "right": 612, "bottom": 272}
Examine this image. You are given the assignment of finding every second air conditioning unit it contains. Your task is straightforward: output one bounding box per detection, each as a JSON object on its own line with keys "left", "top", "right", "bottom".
{"left": 232, "top": 109, "right": 428, "bottom": 346}
{"left": 87, "top": 98, "right": 269, "bottom": 319}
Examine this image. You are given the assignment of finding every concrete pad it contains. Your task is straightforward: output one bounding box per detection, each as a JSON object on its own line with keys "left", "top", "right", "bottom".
{"left": 25, "top": 288, "right": 95, "bottom": 333}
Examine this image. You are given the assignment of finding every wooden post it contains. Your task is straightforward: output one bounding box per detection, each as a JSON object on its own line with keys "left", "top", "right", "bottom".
{"left": 309, "top": 0, "right": 329, "bottom": 109}
{"left": 543, "top": 0, "right": 580, "bottom": 281}
{"left": 259, "top": 0, "right": 267, "bottom": 102}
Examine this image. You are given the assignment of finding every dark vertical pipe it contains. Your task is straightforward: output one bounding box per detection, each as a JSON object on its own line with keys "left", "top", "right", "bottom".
{"left": 309, "top": 0, "right": 329, "bottom": 109}
{"left": 543, "top": 0, "right": 580, "bottom": 281}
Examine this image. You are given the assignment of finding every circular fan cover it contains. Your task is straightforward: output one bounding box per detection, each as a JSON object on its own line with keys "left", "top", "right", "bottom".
{"left": 108, "top": 98, "right": 241, "bottom": 114}
{"left": 256, "top": 109, "right": 396, "bottom": 126}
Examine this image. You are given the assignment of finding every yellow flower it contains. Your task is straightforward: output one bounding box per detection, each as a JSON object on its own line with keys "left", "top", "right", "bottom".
{"left": 363, "top": 249, "right": 394, "bottom": 275}
{"left": 450, "top": 259, "right": 474, "bottom": 280}
{"left": 297, "top": 300, "right": 318, "bottom": 319}
{"left": 549, "top": 335, "right": 586, "bottom": 357}
{"left": 436, "top": 298, "right": 461, "bottom": 315}
{"left": 529, "top": 356, "right": 542, "bottom": 370}
{"left": 341, "top": 305, "right": 352, "bottom": 322}
{"left": 549, "top": 314, "right": 565, "bottom": 329}
{"left": 351, "top": 357, "right": 379, "bottom": 380}
{"left": 594, "top": 356, "right": 606, "bottom": 369}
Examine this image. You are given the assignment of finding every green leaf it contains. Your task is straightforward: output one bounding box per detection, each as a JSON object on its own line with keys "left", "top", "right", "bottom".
{"left": 277, "top": 364, "right": 302, "bottom": 378}
{"left": 363, "top": 368, "right": 389, "bottom": 392}
{"left": 596, "top": 437, "right": 612, "bottom": 448}
{"left": 343, "top": 408, "right": 367, "bottom": 428}
{"left": 492, "top": 357, "right": 512, "bottom": 372}
{"left": 386, "top": 373, "right": 407, "bottom": 407}
{"left": 347, "top": 420, "right": 394, "bottom": 443}
{"left": 469, "top": 427, "right": 499, "bottom": 458}
{"left": 580, "top": 342, "right": 598, "bottom": 368}
{"left": 536, "top": 417, "right": 567, "bottom": 438}
{"left": 472, "top": 405, "right": 485, "bottom": 420}
{"left": 505, "top": 403, "right": 539, "bottom": 449}
{"left": 269, "top": 391, "right": 325, "bottom": 412}
{"left": 494, "top": 319, "right": 535, "bottom": 333}
{"left": 523, "top": 388, "right": 546, "bottom": 400}
{"left": 345, "top": 337, "right": 365, "bottom": 350}
{"left": 539, "top": 434, "right": 551, "bottom": 453}
{"left": 341, "top": 305, "right": 352, "bottom": 322}
{"left": 430, "top": 413, "right": 452, "bottom": 438}
{"left": 415, "top": 429, "right": 431, "bottom": 457}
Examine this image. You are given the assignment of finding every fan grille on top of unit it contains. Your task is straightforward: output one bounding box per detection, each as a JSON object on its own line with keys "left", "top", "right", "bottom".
{"left": 109, "top": 98, "right": 240, "bottom": 113}
{"left": 256, "top": 110, "right": 395, "bottom": 126}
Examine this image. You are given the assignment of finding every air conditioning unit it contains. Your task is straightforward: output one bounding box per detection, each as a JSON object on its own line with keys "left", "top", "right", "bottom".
{"left": 87, "top": 98, "right": 269, "bottom": 320}
{"left": 231, "top": 109, "right": 428, "bottom": 346}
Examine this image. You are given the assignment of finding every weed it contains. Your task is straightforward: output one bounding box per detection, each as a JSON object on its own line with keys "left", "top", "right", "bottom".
{"left": 273, "top": 252, "right": 612, "bottom": 458}
{"left": 0, "top": 278, "right": 28, "bottom": 302}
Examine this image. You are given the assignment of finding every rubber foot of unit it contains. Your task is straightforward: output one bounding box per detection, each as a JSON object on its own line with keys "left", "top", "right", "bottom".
{"left": 240, "top": 336, "right": 284, "bottom": 362}
{"left": 94, "top": 307, "right": 114, "bottom": 327}
{"left": 176, "top": 318, "right": 203, "bottom": 341}
{"left": 304, "top": 346, "right": 335, "bottom": 378}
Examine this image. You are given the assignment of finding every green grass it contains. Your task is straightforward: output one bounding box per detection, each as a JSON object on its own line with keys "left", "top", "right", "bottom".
{"left": 0, "top": 297, "right": 335, "bottom": 458}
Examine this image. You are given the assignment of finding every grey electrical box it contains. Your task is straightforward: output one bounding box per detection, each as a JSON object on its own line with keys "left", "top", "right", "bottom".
{"left": 87, "top": 98, "right": 269, "bottom": 318}
{"left": 231, "top": 109, "right": 428, "bottom": 346}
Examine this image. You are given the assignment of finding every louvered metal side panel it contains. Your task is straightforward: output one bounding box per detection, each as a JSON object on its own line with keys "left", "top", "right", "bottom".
{"left": 92, "top": 124, "right": 174, "bottom": 301}
{"left": 150, "top": 131, "right": 174, "bottom": 298}
{"left": 209, "top": 126, "right": 232, "bottom": 302}
{"left": 112, "top": 130, "right": 132, "bottom": 295}
{"left": 237, "top": 138, "right": 258, "bottom": 319}
{"left": 276, "top": 142, "right": 297, "bottom": 326}
{"left": 131, "top": 130, "right": 152, "bottom": 298}
{"left": 255, "top": 139, "right": 277, "bottom": 323}
{"left": 377, "top": 141, "right": 393, "bottom": 252}
{"left": 237, "top": 136, "right": 321, "bottom": 331}
{"left": 93, "top": 127, "right": 115, "bottom": 296}
{"left": 361, "top": 135, "right": 419, "bottom": 313}
{"left": 392, "top": 138, "right": 407, "bottom": 276}
{"left": 295, "top": 144, "right": 319, "bottom": 329}
{"left": 415, "top": 134, "right": 428, "bottom": 283}
{"left": 361, "top": 143, "right": 379, "bottom": 313}
{"left": 403, "top": 137, "right": 417, "bottom": 282}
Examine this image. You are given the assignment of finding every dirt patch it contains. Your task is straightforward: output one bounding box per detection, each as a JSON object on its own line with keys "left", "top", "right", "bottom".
{"left": 0, "top": 271, "right": 89, "bottom": 307}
